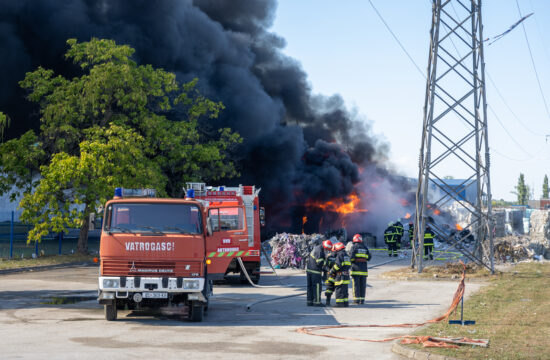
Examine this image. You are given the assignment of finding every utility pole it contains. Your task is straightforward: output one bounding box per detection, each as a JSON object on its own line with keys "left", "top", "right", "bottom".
{"left": 413, "top": 0, "right": 494, "bottom": 274}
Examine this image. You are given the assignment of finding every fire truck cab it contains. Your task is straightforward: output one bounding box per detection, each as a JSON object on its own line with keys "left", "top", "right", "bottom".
{"left": 188, "top": 183, "right": 265, "bottom": 284}
{"left": 98, "top": 188, "right": 211, "bottom": 322}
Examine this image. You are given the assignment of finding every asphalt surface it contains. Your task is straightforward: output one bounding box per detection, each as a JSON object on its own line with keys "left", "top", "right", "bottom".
{"left": 0, "top": 253, "right": 483, "bottom": 359}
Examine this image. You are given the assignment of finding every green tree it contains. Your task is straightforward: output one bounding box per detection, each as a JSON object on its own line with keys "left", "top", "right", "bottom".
{"left": 513, "top": 173, "right": 529, "bottom": 205}
{"left": 543, "top": 175, "right": 549, "bottom": 199}
{"left": 0, "top": 112, "right": 10, "bottom": 141}
{"left": 0, "top": 38, "right": 241, "bottom": 253}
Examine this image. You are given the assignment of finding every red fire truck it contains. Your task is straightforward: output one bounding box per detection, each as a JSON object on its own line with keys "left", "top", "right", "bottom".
{"left": 187, "top": 183, "right": 265, "bottom": 284}
{"left": 98, "top": 188, "right": 212, "bottom": 322}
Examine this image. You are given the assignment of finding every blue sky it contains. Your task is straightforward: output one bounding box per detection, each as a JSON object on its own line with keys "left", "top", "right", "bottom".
{"left": 272, "top": 0, "right": 550, "bottom": 201}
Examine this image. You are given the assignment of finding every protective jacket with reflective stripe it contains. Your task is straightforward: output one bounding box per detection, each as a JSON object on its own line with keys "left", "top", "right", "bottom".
{"left": 424, "top": 229, "right": 435, "bottom": 245}
{"left": 306, "top": 244, "right": 325, "bottom": 274}
{"left": 330, "top": 250, "right": 351, "bottom": 285}
{"left": 384, "top": 226, "right": 396, "bottom": 243}
{"left": 350, "top": 242, "right": 370, "bottom": 276}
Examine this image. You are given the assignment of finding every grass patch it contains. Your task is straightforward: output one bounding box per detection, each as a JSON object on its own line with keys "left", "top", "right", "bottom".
{"left": 0, "top": 253, "right": 96, "bottom": 270}
{"left": 404, "top": 262, "right": 550, "bottom": 360}
{"left": 383, "top": 262, "right": 493, "bottom": 280}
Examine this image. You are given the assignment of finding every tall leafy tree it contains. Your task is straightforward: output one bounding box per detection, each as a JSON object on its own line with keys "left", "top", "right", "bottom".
{"left": 514, "top": 173, "right": 529, "bottom": 205}
{"left": 0, "top": 38, "right": 241, "bottom": 253}
{"left": 543, "top": 175, "right": 549, "bottom": 199}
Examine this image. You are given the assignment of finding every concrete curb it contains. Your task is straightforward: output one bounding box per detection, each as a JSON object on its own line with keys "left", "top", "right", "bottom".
{"left": 0, "top": 262, "right": 98, "bottom": 275}
{"left": 392, "top": 341, "right": 461, "bottom": 360}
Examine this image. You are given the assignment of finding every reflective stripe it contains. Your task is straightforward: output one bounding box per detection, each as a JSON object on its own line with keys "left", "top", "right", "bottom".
{"left": 350, "top": 271, "right": 368, "bottom": 276}
{"left": 334, "top": 280, "right": 350, "bottom": 285}
{"left": 355, "top": 254, "right": 369, "bottom": 258}
{"left": 333, "top": 265, "right": 340, "bottom": 271}
{"left": 342, "top": 261, "right": 351, "bottom": 266}
{"left": 316, "top": 258, "right": 324, "bottom": 264}
{"left": 325, "top": 289, "right": 333, "bottom": 294}
{"left": 306, "top": 269, "right": 322, "bottom": 274}
{"left": 335, "top": 298, "right": 349, "bottom": 302}
{"left": 208, "top": 250, "right": 249, "bottom": 258}
{"left": 314, "top": 283, "right": 321, "bottom": 304}
{"left": 327, "top": 277, "right": 335, "bottom": 283}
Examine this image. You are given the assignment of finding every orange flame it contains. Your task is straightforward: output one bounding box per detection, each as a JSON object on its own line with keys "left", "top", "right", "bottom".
{"left": 306, "top": 193, "right": 368, "bottom": 215}
{"left": 302, "top": 216, "right": 308, "bottom": 234}
{"left": 404, "top": 213, "right": 412, "bottom": 219}
{"left": 456, "top": 224, "right": 463, "bottom": 231}
{"left": 434, "top": 209, "right": 441, "bottom": 216}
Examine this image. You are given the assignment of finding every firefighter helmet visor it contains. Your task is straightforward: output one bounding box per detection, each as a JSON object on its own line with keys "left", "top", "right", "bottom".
{"left": 352, "top": 234, "right": 362, "bottom": 243}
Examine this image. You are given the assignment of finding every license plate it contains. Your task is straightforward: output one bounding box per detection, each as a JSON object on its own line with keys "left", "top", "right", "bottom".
{"left": 142, "top": 292, "right": 168, "bottom": 299}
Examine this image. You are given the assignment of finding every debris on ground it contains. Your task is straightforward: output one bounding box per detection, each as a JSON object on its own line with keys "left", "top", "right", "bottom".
{"left": 494, "top": 234, "right": 549, "bottom": 262}
{"left": 269, "top": 233, "right": 324, "bottom": 269}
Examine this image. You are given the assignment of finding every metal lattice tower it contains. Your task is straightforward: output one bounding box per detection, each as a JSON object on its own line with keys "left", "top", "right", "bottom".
{"left": 412, "top": 0, "right": 494, "bottom": 273}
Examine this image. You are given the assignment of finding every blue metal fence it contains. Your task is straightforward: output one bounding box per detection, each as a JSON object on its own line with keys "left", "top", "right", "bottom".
{"left": 0, "top": 211, "right": 99, "bottom": 259}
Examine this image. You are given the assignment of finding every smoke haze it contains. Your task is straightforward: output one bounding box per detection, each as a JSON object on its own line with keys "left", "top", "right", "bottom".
{"left": 0, "top": 0, "right": 412, "bottom": 237}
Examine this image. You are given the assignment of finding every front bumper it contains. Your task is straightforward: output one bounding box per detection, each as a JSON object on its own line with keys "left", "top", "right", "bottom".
{"left": 98, "top": 276, "right": 205, "bottom": 293}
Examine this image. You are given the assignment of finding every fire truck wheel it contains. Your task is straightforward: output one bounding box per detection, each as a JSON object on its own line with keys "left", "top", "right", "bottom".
{"left": 189, "top": 302, "right": 204, "bottom": 322}
{"left": 105, "top": 301, "right": 117, "bottom": 321}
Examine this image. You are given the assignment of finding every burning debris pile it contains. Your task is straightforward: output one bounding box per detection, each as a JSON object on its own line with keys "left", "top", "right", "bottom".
{"left": 268, "top": 233, "right": 324, "bottom": 269}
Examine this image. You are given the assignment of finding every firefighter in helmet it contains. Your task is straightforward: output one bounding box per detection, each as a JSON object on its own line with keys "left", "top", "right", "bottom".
{"left": 306, "top": 239, "right": 326, "bottom": 306}
{"left": 328, "top": 242, "right": 351, "bottom": 307}
{"left": 424, "top": 224, "right": 435, "bottom": 260}
{"left": 392, "top": 218, "right": 404, "bottom": 250}
{"left": 322, "top": 239, "right": 335, "bottom": 306}
{"left": 384, "top": 222, "right": 398, "bottom": 257}
{"left": 349, "top": 234, "right": 370, "bottom": 304}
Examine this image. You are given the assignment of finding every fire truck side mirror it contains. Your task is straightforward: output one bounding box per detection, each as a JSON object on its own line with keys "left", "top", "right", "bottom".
{"left": 206, "top": 217, "right": 213, "bottom": 236}
{"left": 259, "top": 207, "right": 266, "bottom": 227}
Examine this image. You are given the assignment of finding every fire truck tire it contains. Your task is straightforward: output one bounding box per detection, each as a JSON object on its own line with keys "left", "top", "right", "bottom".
{"left": 189, "top": 302, "right": 204, "bottom": 322}
{"left": 105, "top": 302, "right": 117, "bottom": 321}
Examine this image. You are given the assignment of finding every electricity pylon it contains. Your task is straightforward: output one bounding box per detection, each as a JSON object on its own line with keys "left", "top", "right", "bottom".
{"left": 413, "top": 0, "right": 494, "bottom": 273}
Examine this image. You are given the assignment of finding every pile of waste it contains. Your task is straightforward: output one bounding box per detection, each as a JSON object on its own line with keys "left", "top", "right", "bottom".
{"left": 493, "top": 236, "right": 541, "bottom": 263}
{"left": 269, "top": 233, "right": 324, "bottom": 269}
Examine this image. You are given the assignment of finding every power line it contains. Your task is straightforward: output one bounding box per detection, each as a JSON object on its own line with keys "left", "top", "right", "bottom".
{"left": 528, "top": 0, "right": 550, "bottom": 68}
{"left": 488, "top": 103, "right": 534, "bottom": 157}
{"left": 367, "top": 0, "right": 425, "bottom": 79}
{"left": 486, "top": 72, "right": 546, "bottom": 137}
{"left": 515, "top": 0, "right": 550, "bottom": 120}
{"left": 490, "top": 147, "right": 532, "bottom": 162}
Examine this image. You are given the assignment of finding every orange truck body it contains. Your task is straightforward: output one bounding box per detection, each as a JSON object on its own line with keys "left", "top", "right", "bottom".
{"left": 189, "top": 183, "right": 264, "bottom": 283}
{"left": 98, "top": 193, "right": 211, "bottom": 321}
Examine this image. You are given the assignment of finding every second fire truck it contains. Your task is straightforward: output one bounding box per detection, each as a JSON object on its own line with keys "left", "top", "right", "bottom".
{"left": 187, "top": 183, "right": 265, "bottom": 284}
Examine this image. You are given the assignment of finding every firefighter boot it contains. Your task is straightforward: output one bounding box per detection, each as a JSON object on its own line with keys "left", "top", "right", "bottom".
{"left": 325, "top": 295, "right": 332, "bottom": 306}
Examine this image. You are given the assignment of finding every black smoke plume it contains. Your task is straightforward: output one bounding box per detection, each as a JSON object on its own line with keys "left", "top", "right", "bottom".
{"left": 0, "top": 0, "right": 403, "bottom": 236}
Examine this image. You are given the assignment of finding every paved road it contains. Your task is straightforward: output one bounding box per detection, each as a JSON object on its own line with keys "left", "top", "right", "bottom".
{"left": 0, "top": 255, "right": 483, "bottom": 359}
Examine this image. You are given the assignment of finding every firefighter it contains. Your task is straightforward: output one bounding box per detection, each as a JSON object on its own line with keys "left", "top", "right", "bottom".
{"left": 328, "top": 242, "right": 351, "bottom": 307}
{"left": 393, "top": 218, "right": 404, "bottom": 250}
{"left": 306, "top": 240, "right": 325, "bottom": 306}
{"left": 424, "top": 224, "right": 435, "bottom": 260}
{"left": 408, "top": 221, "right": 415, "bottom": 247}
{"left": 322, "top": 239, "right": 335, "bottom": 306}
{"left": 349, "top": 234, "right": 370, "bottom": 304}
{"left": 384, "top": 223, "right": 397, "bottom": 257}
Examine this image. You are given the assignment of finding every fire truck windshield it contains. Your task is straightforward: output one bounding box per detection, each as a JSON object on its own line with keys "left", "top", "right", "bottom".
{"left": 104, "top": 203, "right": 202, "bottom": 234}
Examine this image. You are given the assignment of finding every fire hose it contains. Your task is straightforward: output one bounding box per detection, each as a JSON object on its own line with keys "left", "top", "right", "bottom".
{"left": 296, "top": 260, "right": 489, "bottom": 348}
